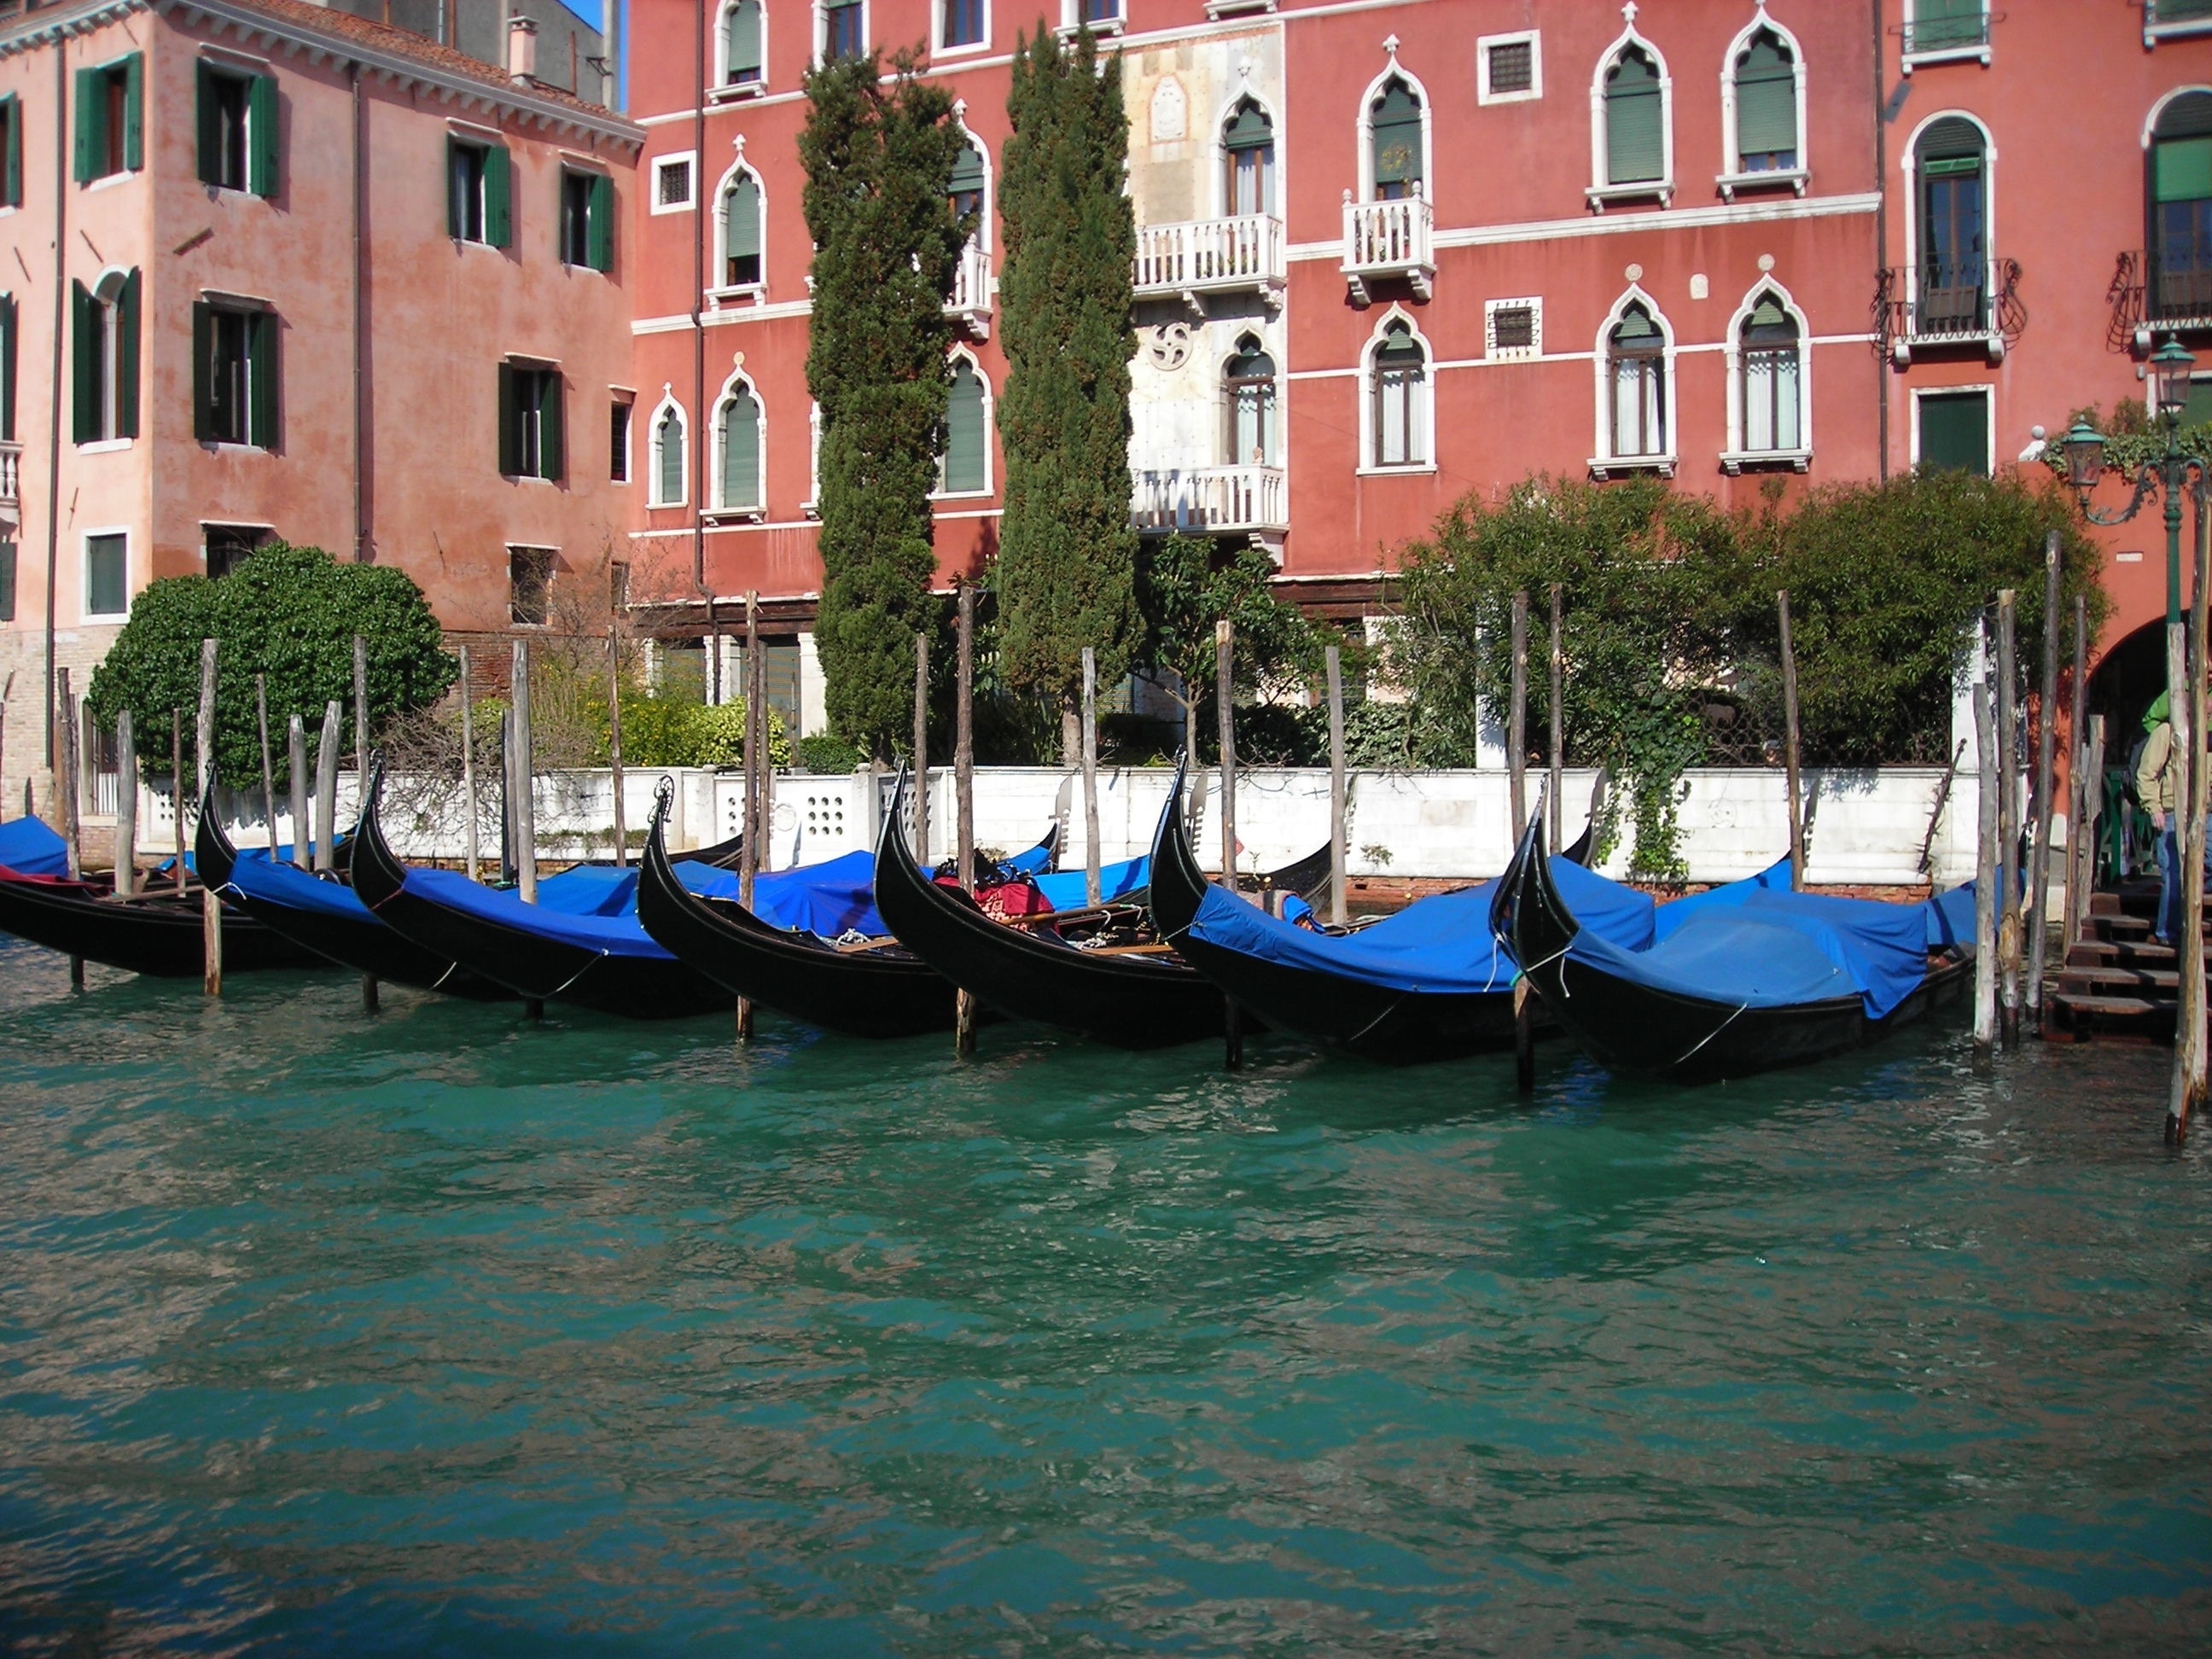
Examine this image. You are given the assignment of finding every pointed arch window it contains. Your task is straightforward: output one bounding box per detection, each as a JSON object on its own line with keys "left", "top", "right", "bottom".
{"left": 1604, "top": 46, "right": 1663, "bottom": 185}
{"left": 1223, "top": 99, "right": 1274, "bottom": 218}
{"left": 940, "top": 358, "right": 987, "bottom": 494}
{"left": 1369, "top": 79, "right": 1423, "bottom": 201}
{"left": 949, "top": 139, "right": 985, "bottom": 235}
{"left": 1225, "top": 336, "right": 1277, "bottom": 466}
{"left": 1914, "top": 117, "right": 1985, "bottom": 332}
{"left": 718, "top": 383, "right": 762, "bottom": 511}
{"left": 653, "top": 402, "right": 688, "bottom": 507}
{"left": 721, "top": 169, "right": 762, "bottom": 290}
{"left": 1740, "top": 294, "right": 1801, "bottom": 454}
{"left": 722, "top": 0, "right": 763, "bottom": 86}
{"left": 1371, "top": 320, "right": 1427, "bottom": 469}
{"left": 2152, "top": 94, "right": 2212, "bottom": 320}
{"left": 1608, "top": 303, "right": 1667, "bottom": 459}
{"left": 1732, "top": 30, "right": 1796, "bottom": 173}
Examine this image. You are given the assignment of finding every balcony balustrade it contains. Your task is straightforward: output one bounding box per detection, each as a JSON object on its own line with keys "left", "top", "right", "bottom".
{"left": 1132, "top": 214, "right": 1285, "bottom": 314}
{"left": 1132, "top": 464, "right": 1288, "bottom": 543}
{"left": 2108, "top": 248, "right": 2212, "bottom": 352}
{"left": 1873, "top": 256, "right": 2023, "bottom": 364}
{"left": 946, "top": 242, "right": 992, "bottom": 340}
{"left": 0, "top": 441, "right": 20, "bottom": 518}
{"left": 1341, "top": 191, "right": 1434, "bottom": 305}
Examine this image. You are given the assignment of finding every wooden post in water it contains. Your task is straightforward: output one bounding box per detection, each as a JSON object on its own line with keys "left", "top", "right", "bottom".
{"left": 509, "top": 640, "right": 537, "bottom": 904}
{"left": 1080, "top": 645, "right": 1100, "bottom": 907}
{"left": 954, "top": 583, "right": 979, "bottom": 1055}
{"left": 2170, "top": 497, "right": 2210, "bottom": 1143}
{"left": 2062, "top": 598, "right": 2089, "bottom": 954}
{"left": 255, "top": 675, "right": 278, "bottom": 859}
{"left": 608, "top": 562, "right": 630, "bottom": 867}
{"left": 352, "top": 634, "right": 370, "bottom": 792}
{"left": 1325, "top": 644, "right": 1348, "bottom": 928}
{"left": 287, "top": 714, "right": 311, "bottom": 872}
{"left": 736, "top": 593, "right": 762, "bottom": 1042}
{"left": 1548, "top": 584, "right": 1565, "bottom": 847}
{"left": 313, "top": 701, "right": 341, "bottom": 876}
{"left": 1778, "top": 590, "right": 1805, "bottom": 890}
{"left": 2079, "top": 715, "right": 2106, "bottom": 944}
{"left": 198, "top": 639, "right": 222, "bottom": 996}
{"left": 114, "top": 708, "right": 135, "bottom": 901}
{"left": 172, "top": 712, "right": 188, "bottom": 894}
{"left": 915, "top": 632, "right": 933, "bottom": 873}
{"left": 499, "top": 708, "right": 517, "bottom": 886}
{"left": 1508, "top": 591, "right": 1528, "bottom": 836}
{"left": 458, "top": 643, "right": 480, "bottom": 882}
{"left": 1972, "top": 681, "right": 1999, "bottom": 1064}
{"left": 2026, "top": 533, "right": 2062, "bottom": 1033}
{"left": 1215, "top": 619, "right": 1237, "bottom": 889}
{"left": 57, "top": 672, "right": 82, "bottom": 987}
{"left": 1995, "top": 592, "right": 2022, "bottom": 1047}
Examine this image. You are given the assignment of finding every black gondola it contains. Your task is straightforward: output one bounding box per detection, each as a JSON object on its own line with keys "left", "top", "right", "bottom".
{"left": 1493, "top": 813, "right": 1971, "bottom": 1082}
{"left": 873, "top": 771, "right": 1236, "bottom": 1049}
{"left": 638, "top": 784, "right": 1055, "bottom": 1039}
{"left": 0, "top": 859, "right": 319, "bottom": 980}
{"left": 1150, "top": 764, "right": 1540, "bottom": 1063}
{"left": 195, "top": 793, "right": 515, "bottom": 1000}
{"left": 350, "top": 777, "right": 732, "bottom": 1020}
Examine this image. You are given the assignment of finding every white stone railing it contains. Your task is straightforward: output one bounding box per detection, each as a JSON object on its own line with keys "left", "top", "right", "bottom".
{"left": 946, "top": 242, "right": 992, "bottom": 336}
{"left": 1341, "top": 190, "right": 1434, "bottom": 301}
{"left": 1131, "top": 465, "right": 1288, "bottom": 536}
{"left": 0, "top": 440, "right": 20, "bottom": 509}
{"left": 1132, "top": 214, "right": 1285, "bottom": 300}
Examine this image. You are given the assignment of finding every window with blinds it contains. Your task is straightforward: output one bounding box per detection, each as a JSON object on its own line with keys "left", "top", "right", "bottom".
{"left": 1604, "top": 48, "right": 1663, "bottom": 186}
{"left": 719, "top": 386, "right": 763, "bottom": 510}
{"left": 1906, "top": 0, "right": 1987, "bottom": 55}
{"left": 723, "top": 172, "right": 762, "bottom": 288}
{"left": 724, "top": 0, "right": 764, "bottom": 84}
{"left": 2153, "top": 93, "right": 2212, "bottom": 317}
{"left": 85, "top": 533, "right": 128, "bottom": 619}
{"left": 655, "top": 405, "right": 688, "bottom": 506}
{"left": 1739, "top": 294, "right": 1801, "bottom": 454}
{"left": 1916, "top": 390, "right": 1988, "bottom": 475}
{"left": 940, "top": 360, "right": 987, "bottom": 493}
{"left": 1371, "top": 322, "right": 1427, "bottom": 468}
{"left": 1369, "top": 79, "right": 1423, "bottom": 201}
{"left": 1732, "top": 31, "right": 1796, "bottom": 173}
{"left": 948, "top": 143, "right": 985, "bottom": 231}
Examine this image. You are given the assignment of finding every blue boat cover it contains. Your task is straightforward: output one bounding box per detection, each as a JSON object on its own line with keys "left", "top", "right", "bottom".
{"left": 1033, "top": 855, "right": 1149, "bottom": 913}
{"left": 1185, "top": 858, "right": 1657, "bottom": 998}
{"left": 0, "top": 816, "right": 71, "bottom": 878}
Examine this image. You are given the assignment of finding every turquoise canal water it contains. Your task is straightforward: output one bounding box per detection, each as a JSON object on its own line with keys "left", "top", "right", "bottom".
{"left": 1, "top": 939, "right": 2207, "bottom": 1656}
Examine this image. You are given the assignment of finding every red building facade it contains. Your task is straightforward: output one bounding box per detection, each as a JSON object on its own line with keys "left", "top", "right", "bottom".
{"left": 621, "top": 0, "right": 2212, "bottom": 735}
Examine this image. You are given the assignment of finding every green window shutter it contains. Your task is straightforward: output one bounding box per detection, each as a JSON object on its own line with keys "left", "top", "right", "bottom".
{"left": 949, "top": 143, "right": 986, "bottom": 195}
{"left": 1370, "top": 82, "right": 1422, "bottom": 189}
{"left": 1918, "top": 390, "right": 1988, "bottom": 474}
{"left": 446, "top": 139, "right": 464, "bottom": 238}
{"left": 0, "top": 294, "right": 15, "bottom": 444}
{"left": 3, "top": 96, "right": 21, "bottom": 207}
{"left": 658, "top": 409, "right": 684, "bottom": 503}
{"left": 729, "top": 175, "right": 759, "bottom": 257}
{"left": 587, "top": 172, "right": 614, "bottom": 271}
{"left": 247, "top": 311, "right": 277, "bottom": 448}
{"left": 485, "top": 143, "right": 512, "bottom": 248}
{"left": 497, "top": 363, "right": 520, "bottom": 475}
{"left": 0, "top": 541, "right": 15, "bottom": 624}
{"left": 123, "top": 53, "right": 143, "bottom": 172}
{"left": 720, "top": 389, "right": 760, "bottom": 507}
{"left": 70, "top": 281, "right": 94, "bottom": 444}
{"left": 1735, "top": 37, "right": 1796, "bottom": 159}
{"left": 116, "top": 269, "right": 139, "bottom": 438}
{"left": 195, "top": 62, "right": 221, "bottom": 186}
{"left": 945, "top": 364, "right": 985, "bottom": 493}
{"left": 248, "top": 73, "right": 278, "bottom": 198}
{"left": 2158, "top": 137, "right": 2212, "bottom": 204}
{"left": 191, "top": 300, "right": 216, "bottom": 441}
{"left": 1913, "top": 0, "right": 1982, "bottom": 50}
{"left": 728, "top": 0, "right": 762, "bottom": 79}
{"left": 539, "top": 371, "right": 564, "bottom": 481}
{"left": 1224, "top": 101, "right": 1272, "bottom": 153}
{"left": 73, "top": 67, "right": 102, "bottom": 183}
{"left": 1607, "top": 52, "right": 1663, "bottom": 184}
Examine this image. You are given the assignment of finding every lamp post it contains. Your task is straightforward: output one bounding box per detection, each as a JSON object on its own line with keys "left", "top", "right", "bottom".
{"left": 2064, "top": 334, "right": 2202, "bottom": 628}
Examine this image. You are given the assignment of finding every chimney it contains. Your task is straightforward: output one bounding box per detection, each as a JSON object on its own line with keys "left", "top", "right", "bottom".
{"left": 507, "top": 14, "right": 538, "bottom": 84}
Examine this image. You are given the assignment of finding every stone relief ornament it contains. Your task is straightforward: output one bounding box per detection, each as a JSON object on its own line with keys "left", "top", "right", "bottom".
{"left": 1145, "top": 322, "right": 1193, "bottom": 371}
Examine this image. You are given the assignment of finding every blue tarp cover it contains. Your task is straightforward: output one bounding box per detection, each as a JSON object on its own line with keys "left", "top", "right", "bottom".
{"left": 1033, "top": 856, "right": 1149, "bottom": 913}
{"left": 0, "top": 817, "right": 71, "bottom": 879}
{"left": 1185, "top": 858, "right": 1657, "bottom": 998}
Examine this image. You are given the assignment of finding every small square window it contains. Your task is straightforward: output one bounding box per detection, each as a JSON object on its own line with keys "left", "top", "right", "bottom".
{"left": 1485, "top": 297, "right": 1543, "bottom": 359}
{"left": 509, "top": 547, "right": 556, "bottom": 626}
{"left": 1488, "top": 42, "right": 1531, "bottom": 95}
{"left": 85, "top": 532, "right": 128, "bottom": 618}
{"left": 655, "top": 155, "right": 694, "bottom": 209}
{"left": 1477, "top": 32, "right": 1542, "bottom": 106}
{"left": 203, "top": 522, "right": 272, "bottom": 579}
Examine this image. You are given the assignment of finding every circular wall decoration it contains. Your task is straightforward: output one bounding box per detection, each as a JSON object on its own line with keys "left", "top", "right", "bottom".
{"left": 1145, "top": 322, "right": 1192, "bottom": 371}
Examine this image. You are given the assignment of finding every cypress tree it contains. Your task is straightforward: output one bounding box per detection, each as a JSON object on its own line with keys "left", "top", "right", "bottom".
{"left": 996, "top": 26, "right": 1139, "bottom": 760}
{"left": 800, "top": 49, "right": 970, "bottom": 758}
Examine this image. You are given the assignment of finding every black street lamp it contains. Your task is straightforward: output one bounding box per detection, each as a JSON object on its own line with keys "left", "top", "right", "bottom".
{"left": 2064, "top": 334, "right": 2203, "bottom": 629}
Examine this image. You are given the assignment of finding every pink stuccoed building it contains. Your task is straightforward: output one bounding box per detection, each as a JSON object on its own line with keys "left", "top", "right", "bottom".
{"left": 0, "top": 0, "right": 638, "bottom": 813}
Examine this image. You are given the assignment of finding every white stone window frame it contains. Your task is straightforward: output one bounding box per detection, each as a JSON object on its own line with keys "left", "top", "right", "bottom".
{"left": 609, "top": 387, "right": 636, "bottom": 485}
{"left": 1901, "top": 0, "right": 1992, "bottom": 73}
{"left": 933, "top": 0, "right": 991, "bottom": 60}
{"left": 709, "top": 149, "right": 768, "bottom": 305}
{"left": 1589, "top": 283, "right": 1678, "bottom": 477}
{"left": 1895, "top": 106, "right": 1998, "bottom": 361}
{"left": 1057, "top": 0, "right": 1124, "bottom": 42}
{"left": 1909, "top": 381, "right": 1995, "bottom": 475}
{"left": 950, "top": 110, "right": 992, "bottom": 253}
{"left": 708, "top": 369, "right": 768, "bottom": 521}
{"left": 651, "top": 150, "right": 697, "bottom": 216}
{"left": 801, "top": 400, "right": 822, "bottom": 518}
{"left": 1220, "top": 327, "right": 1283, "bottom": 469}
{"left": 80, "top": 524, "right": 132, "bottom": 622}
{"left": 1586, "top": 19, "right": 1675, "bottom": 210}
{"left": 1357, "top": 303, "right": 1436, "bottom": 478}
{"left": 1716, "top": 10, "right": 1809, "bottom": 200}
{"left": 1355, "top": 52, "right": 1434, "bottom": 207}
{"left": 933, "top": 346, "right": 995, "bottom": 499}
{"left": 813, "top": 0, "right": 869, "bottom": 69}
{"left": 1484, "top": 295, "right": 1542, "bottom": 361}
{"left": 2149, "top": 3, "right": 2212, "bottom": 47}
{"left": 649, "top": 390, "right": 690, "bottom": 509}
{"left": 713, "top": 0, "right": 769, "bottom": 100}
{"left": 1476, "top": 30, "right": 1541, "bottom": 108}
{"left": 1210, "top": 82, "right": 1283, "bottom": 222}
{"left": 1720, "top": 277, "right": 1813, "bottom": 474}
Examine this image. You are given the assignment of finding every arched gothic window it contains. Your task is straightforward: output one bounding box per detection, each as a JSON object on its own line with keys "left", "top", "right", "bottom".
{"left": 1371, "top": 320, "right": 1427, "bottom": 468}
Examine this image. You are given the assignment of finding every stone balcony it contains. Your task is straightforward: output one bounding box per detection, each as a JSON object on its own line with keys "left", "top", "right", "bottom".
{"left": 946, "top": 242, "right": 992, "bottom": 341}
{"left": 1341, "top": 191, "right": 1434, "bottom": 305}
{"left": 1132, "top": 464, "right": 1288, "bottom": 550}
{"left": 1132, "top": 214, "right": 1285, "bottom": 316}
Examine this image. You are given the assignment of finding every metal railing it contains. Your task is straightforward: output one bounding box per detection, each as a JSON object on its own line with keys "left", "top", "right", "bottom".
{"left": 1131, "top": 465, "right": 1288, "bottom": 536}
{"left": 1901, "top": 9, "right": 1991, "bottom": 55}
{"left": 1874, "top": 256, "right": 2024, "bottom": 352}
{"left": 1132, "top": 214, "right": 1284, "bottom": 300}
{"left": 2110, "top": 249, "right": 2212, "bottom": 345}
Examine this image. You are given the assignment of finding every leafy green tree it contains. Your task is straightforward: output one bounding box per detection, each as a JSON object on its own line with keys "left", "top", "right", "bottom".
{"left": 1136, "top": 534, "right": 1322, "bottom": 762}
{"left": 995, "top": 24, "right": 1138, "bottom": 760}
{"left": 84, "top": 542, "right": 455, "bottom": 788}
{"left": 800, "top": 48, "right": 970, "bottom": 760}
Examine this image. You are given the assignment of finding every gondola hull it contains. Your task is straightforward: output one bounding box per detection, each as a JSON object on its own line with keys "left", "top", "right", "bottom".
{"left": 350, "top": 787, "right": 732, "bottom": 1021}
{"left": 0, "top": 869, "right": 318, "bottom": 977}
{"left": 195, "top": 807, "right": 513, "bottom": 1000}
{"left": 874, "top": 777, "right": 1230, "bottom": 1050}
{"left": 1495, "top": 815, "right": 1970, "bottom": 1083}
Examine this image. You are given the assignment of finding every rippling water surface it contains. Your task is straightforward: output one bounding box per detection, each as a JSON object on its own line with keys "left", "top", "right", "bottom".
{"left": 1, "top": 936, "right": 2207, "bottom": 1655}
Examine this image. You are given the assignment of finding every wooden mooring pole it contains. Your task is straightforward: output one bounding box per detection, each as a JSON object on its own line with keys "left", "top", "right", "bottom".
{"left": 736, "top": 592, "right": 761, "bottom": 1042}
{"left": 314, "top": 701, "right": 341, "bottom": 876}
{"left": 1973, "top": 681, "right": 1999, "bottom": 1065}
{"left": 1778, "top": 590, "right": 1805, "bottom": 891}
{"left": 1509, "top": 591, "right": 1534, "bottom": 1091}
{"left": 255, "top": 674, "right": 278, "bottom": 859}
{"left": 352, "top": 634, "right": 370, "bottom": 795}
{"left": 1996, "top": 592, "right": 2022, "bottom": 1048}
{"left": 2027, "top": 533, "right": 2061, "bottom": 1033}
{"left": 2062, "top": 597, "right": 2089, "bottom": 956}
{"left": 2169, "top": 493, "right": 2209, "bottom": 1142}
{"left": 915, "top": 632, "right": 933, "bottom": 875}
{"left": 608, "top": 563, "right": 630, "bottom": 867}
{"left": 458, "top": 643, "right": 480, "bottom": 883}
{"left": 1548, "top": 584, "right": 1565, "bottom": 848}
{"left": 1081, "top": 645, "right": 1101, "bottom": 908}
{"left": 1325, "top": 643, "right": 1348, "bottom": 928}
{"left": 199, "top": 639, "right": 222, "bottom": 997}
{"left": 1217, "top": 619, "right": 1242, "bottom": 1069}
{"left": 114, "top": 708, "right": 135, "bottom": 902}
{"left": 954, "top": 583, "right": 979, "bottom": 1056}
{"left": 172, "top": 712, "right": 187, "bottom": 895}
{"left": 57, "top": 671, "right": 81, "bottom": 988}
{"left": 288, "top": 714, "right": 311, "bottom": 872}
{"left": 509, "top": 641, "right": 537, "bottom": 905}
